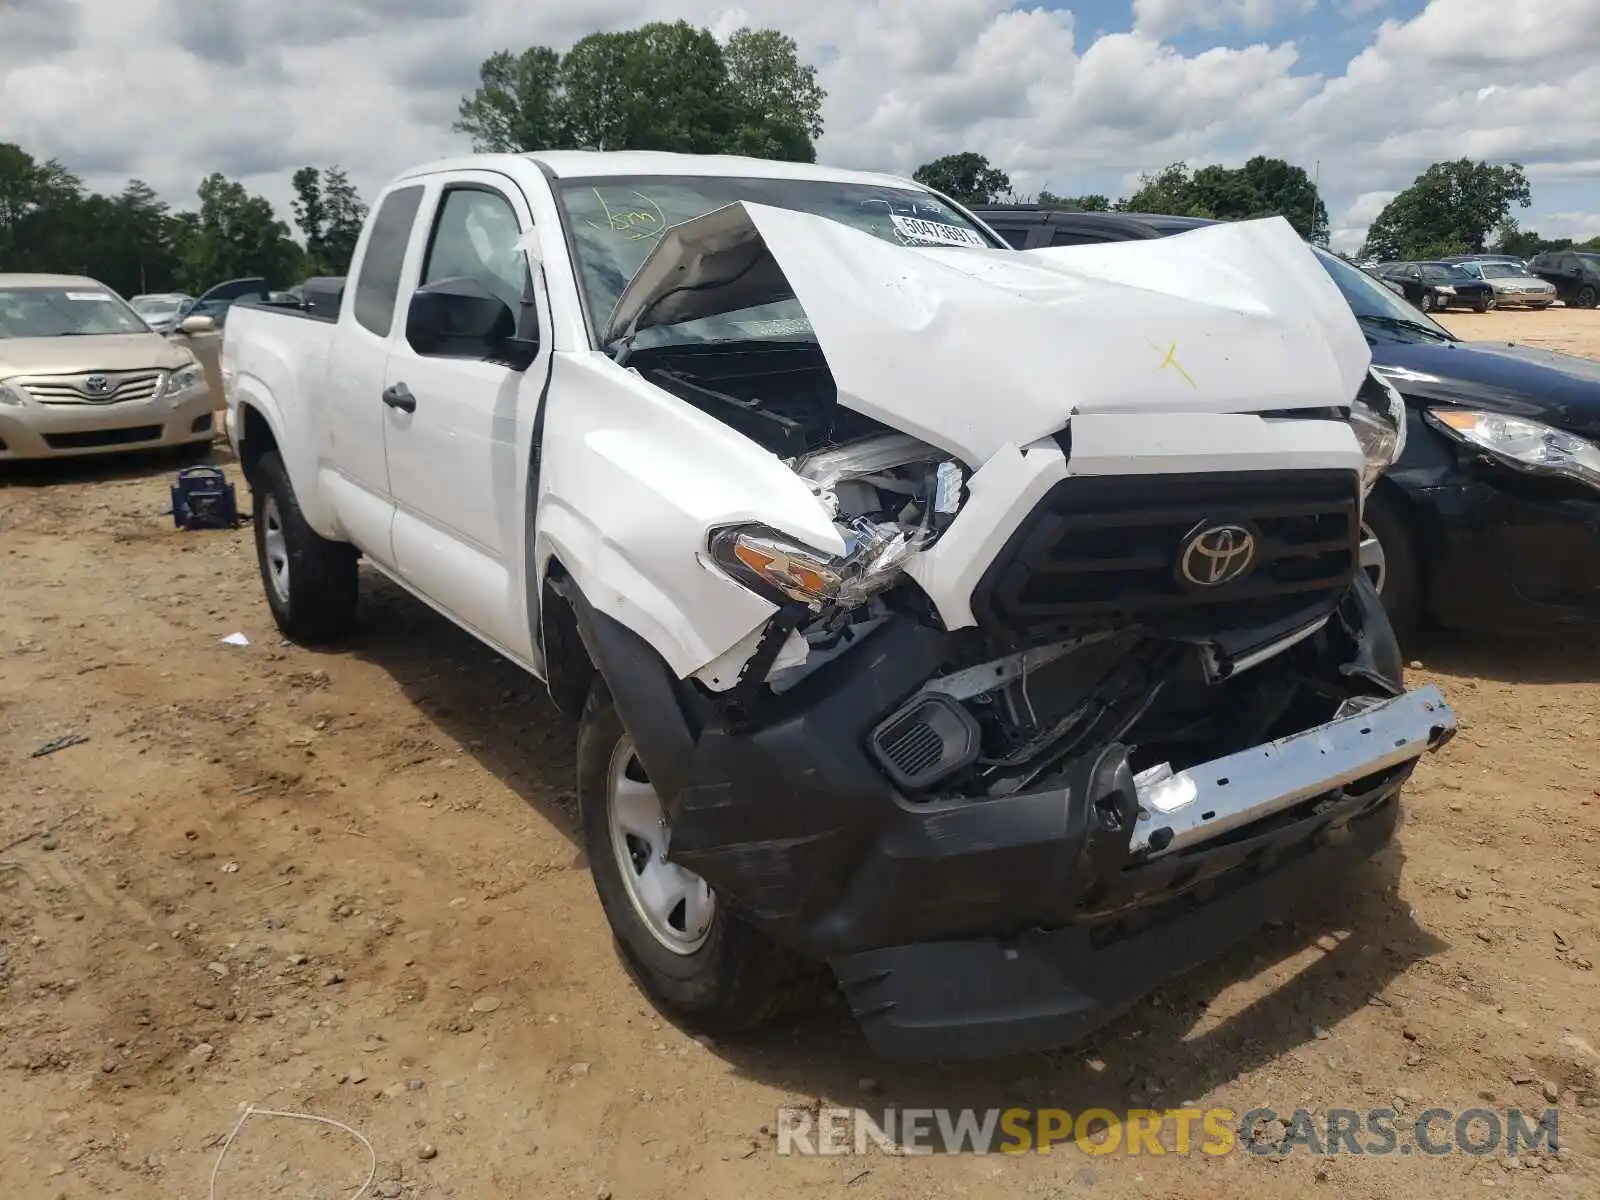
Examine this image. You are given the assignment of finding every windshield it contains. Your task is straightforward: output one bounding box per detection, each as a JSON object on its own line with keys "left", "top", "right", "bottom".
{"left": 0, "top": 286, "right": 151, "bottom": 338}
{"left": 553, "top": 175, "right": 999, "bottom": 348}
{"left": 130, "top": 296, "right": 183, "bottom": 318}
{"left": 1311, "top": 249, "right": 1454, "bottom": 340}
{"left": 1478, "top": 263, "right": 1523, "bottom": 279}
{"left": 1421, "top": 263, "right": 1475, "bottom": 284}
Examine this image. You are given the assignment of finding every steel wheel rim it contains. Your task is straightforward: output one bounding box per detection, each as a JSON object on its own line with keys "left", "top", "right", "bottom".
{"left": 262, "top": 495, "right": 290, "bottom": 604}
{"left": 1359, "top": 520, "right": 1386, "bottom": 594}
{"left": 607, "top": 736, "right": 715, "bottom": 955}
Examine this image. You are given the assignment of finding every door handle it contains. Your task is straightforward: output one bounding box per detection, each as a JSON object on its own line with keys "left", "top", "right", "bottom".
{"left": 382, "top": 382, "right": 416, "bottom": 413}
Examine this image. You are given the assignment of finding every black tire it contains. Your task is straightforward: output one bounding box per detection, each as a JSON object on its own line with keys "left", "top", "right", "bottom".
{"left": 251, "top": 450, "right": 358, "bottom": 641}
{"left": 1361, "top": 486, "right": 1423, "bottom": 648}
{"left": 577, "top": 683, "right": 809, "bottom": 1035}
{"left": 1577, "top": 284, "right": 1598, "bottom": 309}
{"left": 1418, "top": 293, "right": 1434, "bottom": 313}
{"left": 1474, "top": 296, "right": 1493, "bottom": 313}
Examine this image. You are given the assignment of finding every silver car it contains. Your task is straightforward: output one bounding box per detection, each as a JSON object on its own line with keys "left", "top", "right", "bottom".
{"left": 1456, "top": 260, "right": 1557, "bottom": 309}
{"left": 0, "top": 274, "right": 216, "bottom": 460}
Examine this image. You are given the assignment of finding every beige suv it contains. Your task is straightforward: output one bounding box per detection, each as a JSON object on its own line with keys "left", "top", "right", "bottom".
{"left": 0, "top": 273, "right": 216, "bottom": 460}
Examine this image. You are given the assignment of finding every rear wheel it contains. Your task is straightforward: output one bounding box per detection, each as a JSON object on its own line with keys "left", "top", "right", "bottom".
{"left": 251, "top": 451, "right": 359, "bottom": 641}
{"left": 1360, "top": 487, "right": 1423, "bottom": 647}
{"left": 1576, "top": 284, "right": 1598, "bottom": 309}
{"left": 578, "top": 683, "right": 809, "bottom": 1034}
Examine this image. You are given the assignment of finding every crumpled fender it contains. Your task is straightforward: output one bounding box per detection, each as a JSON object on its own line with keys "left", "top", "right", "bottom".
{"left": 532, "top": 352, "right": 843, "bottom": 679}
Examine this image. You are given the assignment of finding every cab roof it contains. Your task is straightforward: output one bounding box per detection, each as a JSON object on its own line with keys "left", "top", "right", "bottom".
{"left": 396, "top": 151, "right": 922, "bottom": 192}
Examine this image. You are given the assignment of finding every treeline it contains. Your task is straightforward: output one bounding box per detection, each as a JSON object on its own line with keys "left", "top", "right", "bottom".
{"left": 0, "top": 19, "right": 825, "bottom": 298}
{"left": 910, "top": 152, "right": 1331, "bottom": 241}
{"left": 8, "top": 14, "right": 1594, "bottom": 297}
{"left": 913, "top": 150, "right": 1596, "bottom": 260}
{"left": 0, "top": 141, "right": 368, "bottom": 298}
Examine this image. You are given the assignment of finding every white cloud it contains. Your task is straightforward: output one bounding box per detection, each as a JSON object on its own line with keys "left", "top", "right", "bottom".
{"left": 0, "top": 0, "right": 1595, "bottom": 255}
{"left": 1538, "top": 212, "right": 1600, "bottom": 241}
{"left": 1328, "top": 189, "right": 1396, "bottom": 253}
{"left": 1133, "top": 0, "right": 1318, "bottom": 39}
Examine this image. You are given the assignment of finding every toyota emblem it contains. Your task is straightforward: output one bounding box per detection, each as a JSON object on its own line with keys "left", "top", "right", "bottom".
{"left": 84, "top": 374, "right": 111, "bottom": 396}
{"left": 1179, "top": 523, "right": 1258, "bottom": 587}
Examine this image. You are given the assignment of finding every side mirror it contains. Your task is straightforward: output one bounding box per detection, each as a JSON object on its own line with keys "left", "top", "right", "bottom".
{"left": 406, "top": 277, "right": 538, "bottom": 370}
{"left": 178, "top": 315, "right": 216, "bottom": 335}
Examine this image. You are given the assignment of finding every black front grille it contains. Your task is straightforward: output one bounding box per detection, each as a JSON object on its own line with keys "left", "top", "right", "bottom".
{"left": 44, "top": 425, "right": 163, "bottom": 450}
{"left": 973, "top": 470, "right": 1360, "bottom": 637}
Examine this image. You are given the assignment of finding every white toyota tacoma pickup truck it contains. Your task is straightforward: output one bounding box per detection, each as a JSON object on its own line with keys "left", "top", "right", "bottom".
{"left": 223, "top": 151, "right": 1456, "bottom": 1060}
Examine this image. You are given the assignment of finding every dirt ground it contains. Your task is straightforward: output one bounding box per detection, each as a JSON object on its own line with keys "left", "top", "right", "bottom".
{"left": 2, "top": 307, "right": 1598, "bottom": 1200}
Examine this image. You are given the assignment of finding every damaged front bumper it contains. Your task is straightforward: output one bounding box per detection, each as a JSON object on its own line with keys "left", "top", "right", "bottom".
{"left": 571, "top": 581, "right": 1456, "bottom": 1061}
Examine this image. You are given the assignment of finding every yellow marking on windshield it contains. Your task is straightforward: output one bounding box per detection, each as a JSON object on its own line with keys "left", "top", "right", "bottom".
{"left": 585, "top": 189, "right": 668, "bottom": 241}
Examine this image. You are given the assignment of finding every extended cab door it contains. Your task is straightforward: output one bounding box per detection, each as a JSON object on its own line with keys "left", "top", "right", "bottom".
{"left": 380, "top": 173, "right": 553, "bottom": 660}
{"left": 319, "top": 183, "right": 427, "bottom": 565}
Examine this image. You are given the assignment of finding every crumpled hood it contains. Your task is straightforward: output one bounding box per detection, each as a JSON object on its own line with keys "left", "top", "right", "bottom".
{"left": 0, "top": 332, "right": 191, "bottom": 380}
{"left": 606, "top": 203, "right": 1371, "bottom": 465}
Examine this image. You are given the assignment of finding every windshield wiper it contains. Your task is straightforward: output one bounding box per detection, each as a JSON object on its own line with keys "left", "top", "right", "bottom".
{"left": 1358, "top": 313, "right": 1454, "bottom": 342}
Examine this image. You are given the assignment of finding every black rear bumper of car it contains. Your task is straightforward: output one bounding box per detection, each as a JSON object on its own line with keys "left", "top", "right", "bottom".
{"left": 568, "top": 579, "right": 1454, "bottom": 1059}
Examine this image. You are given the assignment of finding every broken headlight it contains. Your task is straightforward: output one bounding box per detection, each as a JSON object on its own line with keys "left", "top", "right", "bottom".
{"left": 1425, "top": 408, "right": 1600, "bottom": 492}
{"left": 1350, "top": 367, "right": 1407, "bottom": 493}
{"left": 710, "top": 432, "right": 969, "bottom": 613}
{"left": 709, "top": 521, "right": 915, "bottom": 612}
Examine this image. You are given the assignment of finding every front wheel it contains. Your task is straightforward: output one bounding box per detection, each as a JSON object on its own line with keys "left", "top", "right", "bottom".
{"left": 1360, "top": 487, "right": 1423, "bottom": 647}
{"left": 577, "top": 684, "right": 808, "bottom": 1035}
{"left": 251, "top": 451, "right": 359, "bottom": 641}
{"left": 1576, "top": 284, "right": 1598, "bottom": 309}
{"left": 1474, "top": 296, "right": 1493, "bottom": 313}
{"left": 1418, "top": 293, "right": 1434, "bottom": 313}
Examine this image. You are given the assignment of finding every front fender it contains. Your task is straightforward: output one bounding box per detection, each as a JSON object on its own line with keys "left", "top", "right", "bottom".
{"left": 533, "top": 354, "right": 845, "bottom": 680}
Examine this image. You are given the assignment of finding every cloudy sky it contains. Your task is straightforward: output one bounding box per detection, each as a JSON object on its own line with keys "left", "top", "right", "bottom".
{"left": 3, "top": 0, "right": 1598, "bottom": 252}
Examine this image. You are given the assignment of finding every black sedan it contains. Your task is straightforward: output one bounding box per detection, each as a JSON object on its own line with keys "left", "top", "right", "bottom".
{"left": 1374, "top": 260, "right": 1497, "bottom": 313}
{"left": 970, "top": 206, "right": 1600, "bottom": 642}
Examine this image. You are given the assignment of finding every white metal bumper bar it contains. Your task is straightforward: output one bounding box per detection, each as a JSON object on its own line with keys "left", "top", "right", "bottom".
{"left": 1131, "top": 685, "right": 1456, "bottom": 858}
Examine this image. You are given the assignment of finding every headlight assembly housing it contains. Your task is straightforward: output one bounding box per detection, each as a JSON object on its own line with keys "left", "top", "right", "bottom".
{"left": 163, "top": 361, "right": 205, "bottom": 397}
{"left": 1425, "top": 408, "right": 1600, "bottom": 492}
{"left": 1350, "top": 367, "right": 1407, "bottom": 493}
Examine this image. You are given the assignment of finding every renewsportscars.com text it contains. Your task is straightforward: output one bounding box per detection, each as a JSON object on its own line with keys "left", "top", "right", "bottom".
{"left": 775, "top": 1105, "right": 1560, "bottom": 1157}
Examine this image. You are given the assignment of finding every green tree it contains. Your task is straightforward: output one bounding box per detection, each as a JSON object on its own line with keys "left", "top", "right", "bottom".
{"left": 1118, "top": 162, "right": 1204, "bottom": 216}
{"left": 1038, "top": 189, "right": 1111, "bottom": 211}
{"left": 290, "top": 167, "right": 326, "bottom": 259}
{"left": 0, "top": 142, "right": 86, "bottom": 272}
{"left": 320, "top": 167, "right": 367, "bottom": 275}
{"left": 454, "top": 23, "right": 825, "bottom": 160}
{"left": 453, "top": 46, "right": 566, "bottom": 153}
{"left": 722, "top": 27, "right": 825, "bottom": 163}
{"left": 1361, "top": 159, "right": 1531, "bottom": 260}
{"left": 291, "top": 166, "right": 367, "bottom": 275}
{"left": 564, "top": 21, "right": 732, "bottom": 153}
{"left": 1119, "top": 157, "right": 1328, "bottom": 241}
{"left": 177, "top": 173, "right": 300, "bottom": 291}
{"left": 912, "top": 152, "right": 1012, "bottom": 206}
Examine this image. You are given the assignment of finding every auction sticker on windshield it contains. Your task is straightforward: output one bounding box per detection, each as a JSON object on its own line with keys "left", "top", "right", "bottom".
{"left": 891, "top": 214, "right": 987, "bottom": 248}
{"left": 66, "top": 292, "right": 111, "bottom": 301}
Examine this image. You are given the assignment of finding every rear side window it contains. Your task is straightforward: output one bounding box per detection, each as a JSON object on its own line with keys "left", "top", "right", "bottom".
{"left": 991, "top": 225, "right": 1032, "bottom": 249}
{"left": 353, "top": 185, "right": 424, "bottom": 337}
{"left": 1049, "top": 230, "right": 1113, "bottom": 247}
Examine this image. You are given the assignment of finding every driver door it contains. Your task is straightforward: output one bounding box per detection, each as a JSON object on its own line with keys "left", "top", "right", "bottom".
{"left": 381, "top": 174, "right": 552, "bottom": 661}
